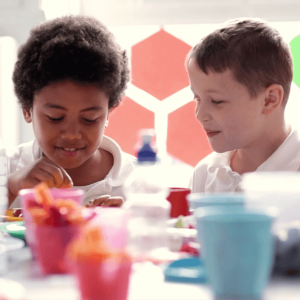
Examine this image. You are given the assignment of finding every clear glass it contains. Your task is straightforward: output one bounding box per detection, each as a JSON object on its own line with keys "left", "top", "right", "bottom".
{"left": 0, "top": 137, "right": 8, "bottom": 223}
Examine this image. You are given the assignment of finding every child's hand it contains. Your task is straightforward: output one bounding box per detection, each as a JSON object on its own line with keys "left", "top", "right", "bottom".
{"left": 8, "top": 156, "right": 73, "bottom": 205}
{"left": 86, "top": 195, "right": 124, "bottom": 207}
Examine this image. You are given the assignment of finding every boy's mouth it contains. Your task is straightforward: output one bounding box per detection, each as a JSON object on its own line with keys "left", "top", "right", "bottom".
{"left": 206, "top": 131, "right": 220, "bottom": 137}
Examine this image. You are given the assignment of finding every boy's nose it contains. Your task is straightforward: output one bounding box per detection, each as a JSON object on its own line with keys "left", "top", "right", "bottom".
{"left": 61, "top": 122, "right": 82, "bottom": 140}
{"left": 195, "top": 101, "right": 211, "bottom": 123}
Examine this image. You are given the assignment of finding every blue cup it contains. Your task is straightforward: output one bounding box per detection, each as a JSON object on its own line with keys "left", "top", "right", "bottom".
{"left": 195, "top": 205, "right": 277, "bottom": 300}
{"left": 187, "top": 193, "right": 244, "bottom": 212}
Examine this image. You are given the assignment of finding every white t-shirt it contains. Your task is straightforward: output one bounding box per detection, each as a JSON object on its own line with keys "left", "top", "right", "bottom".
{"left": 191, "top": 129, "right": 300, "bottom": 193}
{"left": 8, "top": 136, "right": 136, "bottom": 208}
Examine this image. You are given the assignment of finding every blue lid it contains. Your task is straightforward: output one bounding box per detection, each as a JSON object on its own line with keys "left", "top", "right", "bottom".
{"left": 137, "top": 143, "right": 157, "bottom": 162}
{"left": 137, "top": 130, "right": 157, "bottom": 162}
{"left": 164, "top": 257, "right": 206, "bottom": 283}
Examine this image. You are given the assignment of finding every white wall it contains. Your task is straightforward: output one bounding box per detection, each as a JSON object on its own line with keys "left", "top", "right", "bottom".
{"left": 0, "top": 37, "right": 19, "bottom": 153}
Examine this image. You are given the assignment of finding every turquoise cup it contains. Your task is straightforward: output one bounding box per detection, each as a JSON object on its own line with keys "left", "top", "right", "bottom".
{"left": 195, "top": 205, "right": 277, "bottom": 300}
{"left": 187, "top": 193, "right": 244, "bottom": 212}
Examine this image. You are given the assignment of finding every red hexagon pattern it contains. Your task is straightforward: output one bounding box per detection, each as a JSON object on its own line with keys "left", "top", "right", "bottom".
{"left": 132, "top": 29, "right": 191, "bottom": 100}
{"left": 167, "top": 101, "right": 212, "bottom": 167}
{"left": 104, "top": 96, "right": 154, "bottom": 156}
{"left": 106, "top": 28, "right": 212, "bottom": 167}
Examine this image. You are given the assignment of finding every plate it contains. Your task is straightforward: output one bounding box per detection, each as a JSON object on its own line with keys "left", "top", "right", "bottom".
{"left": 0, "top": 221, "right": 26, "bottom": 241}
{"left": 4, "top": 209, "right": 23, "bottom": 222}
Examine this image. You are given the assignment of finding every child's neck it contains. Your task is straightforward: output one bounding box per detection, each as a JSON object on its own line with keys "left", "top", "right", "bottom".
{"left": 66, "top": 148, "right": 114, "bottom": 186}
{"left": 230, "top": 125, "right": 291, "bottom": 175}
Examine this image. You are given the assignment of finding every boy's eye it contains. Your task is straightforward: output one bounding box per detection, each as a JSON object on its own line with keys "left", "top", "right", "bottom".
{"left": 211, "top": 100, "right": 224, "bottom": 105}
{"left": 193, "top": 96, "right": 201, "bottom": 102}
{"left": 83, "top": 118, "right": 97, "bottom": 123}
{"left": 48, "top": 116, "right": 63, "bottom": 121}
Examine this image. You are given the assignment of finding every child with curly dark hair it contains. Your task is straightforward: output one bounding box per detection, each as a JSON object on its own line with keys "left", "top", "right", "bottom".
{"left": 7, "top": 15, "right": 135, "bottom": 208}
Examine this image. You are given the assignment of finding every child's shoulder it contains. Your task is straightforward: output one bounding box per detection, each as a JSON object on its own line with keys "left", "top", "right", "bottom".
{"left": 7, "top": 140, "right": 40, "bottom": 173}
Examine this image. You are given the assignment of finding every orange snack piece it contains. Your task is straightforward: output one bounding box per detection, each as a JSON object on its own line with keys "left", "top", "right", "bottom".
{"left": 68, "top": 226, "right": 131, "bottom": 263}
{"left": 28, "top": 184, "right": 85, "bottom": 226}
{"left": 28, "top": 207, "right": 50, "bottom": 225}
{"left": 33, "top": 182, "right": 53, "bottom": 206}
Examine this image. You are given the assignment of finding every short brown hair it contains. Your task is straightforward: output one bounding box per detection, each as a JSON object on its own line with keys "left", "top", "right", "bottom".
{"left": 187, "top": 18, "right": 293, "bottom": 105}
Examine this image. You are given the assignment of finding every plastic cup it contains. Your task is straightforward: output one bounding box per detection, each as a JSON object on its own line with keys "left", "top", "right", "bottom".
{"left": 167, "top": 187, "right": 191, "bottom": 218}
{"left": 242, "top": 172, "right": 300, "bottom": 231}
{"left": 18, "top": 188, "right": 85, "bottom": 258}
{"left": 187, "top": 193, "right": 244, "bottom": 212}
{"left": 74, "top": 258, "right": 132, "bottom": 300}
{"left": 90, "top": 207, "right": 131, "bottom": 250}
{"left": 195, "top": 205, "right": 277, "bottom": 300}
{"left": 35, "top": 224, "right": 80, "bottom": 274}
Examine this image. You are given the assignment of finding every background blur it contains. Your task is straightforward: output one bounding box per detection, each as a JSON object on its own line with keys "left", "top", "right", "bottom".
{"left": 1, "top": 0, "right": 300, "bottom": 168}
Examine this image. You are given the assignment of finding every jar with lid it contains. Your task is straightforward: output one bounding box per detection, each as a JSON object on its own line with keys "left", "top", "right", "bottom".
{"left": 124, "top": 129, "right": 171, "bottom": 260}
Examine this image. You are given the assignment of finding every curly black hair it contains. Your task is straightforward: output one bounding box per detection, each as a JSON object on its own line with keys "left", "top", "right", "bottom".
{"left": 13, "top": 15, "right": 130, "bottom": 110}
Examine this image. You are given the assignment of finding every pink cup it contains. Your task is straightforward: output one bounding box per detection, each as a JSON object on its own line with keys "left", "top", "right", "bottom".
{"left": 74, "top": 258, "right": 132, "bottom": 300}
{"left": 18, "top": 188, "right": 85, "bottom": 258}
{"left": 90, "top": 208, "right": 131, "bottom": 250}
{"left": 35, "top": 224, "right": 80, "bottom": 274}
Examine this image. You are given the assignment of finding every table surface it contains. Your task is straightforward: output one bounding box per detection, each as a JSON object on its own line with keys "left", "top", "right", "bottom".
{"left": 2, "top": 246, "right": 300, "bottom": 300}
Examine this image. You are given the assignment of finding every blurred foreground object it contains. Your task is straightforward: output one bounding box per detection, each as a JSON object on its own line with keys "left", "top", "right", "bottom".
{"left": 0, "top": 137, "right": 7, "bottom": 223}
{"left": 26, "top": 183, "right": 93, "bottom": 274}
{"left": 68, "top": 226, "right": 132, "bottom": 300}
{"left": 0, "top": 278, "right": 26, "bottom": 300}
{"left": 124, "top": 129, "right": 171, "bottom": 261}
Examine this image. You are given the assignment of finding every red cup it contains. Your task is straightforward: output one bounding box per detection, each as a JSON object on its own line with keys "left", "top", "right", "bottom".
{"left": 167, "top": 187, "right": 191, "bottom": 218}
{"left": 74, "top": 258, "right": 132, "bottom": 300}
{"left": 35, "top": 224, "right": 80, "bottom": 274}
{"left": 18, "top": 188, "right": 85, "bottom": 259}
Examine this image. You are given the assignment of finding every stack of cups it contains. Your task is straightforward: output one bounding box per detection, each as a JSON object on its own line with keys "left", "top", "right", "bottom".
{"left": 193, "top": 193, "right": 277, "bottom": 300}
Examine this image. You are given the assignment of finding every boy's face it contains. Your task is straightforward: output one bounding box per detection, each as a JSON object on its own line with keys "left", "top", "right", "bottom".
{"left": 188, "top": 58, "right": 266, "bottom": 153}
{"left": 23, "top": 80, "right": 110, "bottom": 170}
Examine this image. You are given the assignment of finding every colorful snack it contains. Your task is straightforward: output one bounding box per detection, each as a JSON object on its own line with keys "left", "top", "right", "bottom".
{"left": 68, "top": 226, "right": 132, "bottom": 300}
{"left": 28, "top": 183, "right": 86, "bottom": 226}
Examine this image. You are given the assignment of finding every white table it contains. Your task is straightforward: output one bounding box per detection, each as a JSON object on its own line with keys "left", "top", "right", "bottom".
{"left": 2, "top": 246, "right": 300, "bottom": 300}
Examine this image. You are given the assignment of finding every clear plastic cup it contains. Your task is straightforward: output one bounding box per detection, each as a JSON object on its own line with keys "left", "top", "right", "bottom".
{"left": 90, "top": 207, "right": 131, "bottom": 250}
{"left": 18, "top": 188, "right": 85, "bottom": 258}
{"left": 242, "top": 172, "right": 300, "bottom": 231}
{"left": 187, "top": 192, "right": 244, "bottom": 213}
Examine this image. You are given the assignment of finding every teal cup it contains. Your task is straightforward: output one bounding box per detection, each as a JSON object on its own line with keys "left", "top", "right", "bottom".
{"left": 195, "top": 205, "right": 277, "bottom": 300}
{"left": 187, "top": 193, "right": 244, "bottom": 212}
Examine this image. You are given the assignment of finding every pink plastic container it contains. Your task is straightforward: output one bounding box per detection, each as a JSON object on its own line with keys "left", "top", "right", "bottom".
{"left": 90, "top": 207, "right": 131, "bottom": 250}
{"left": 35, "top": 224, "right": 80, "bottom": 274}
{"left": 74, "top": 258, "right": 132, "bottom": 300}
{"left": 18, "top": 188, "right": 85, "bottom": 258}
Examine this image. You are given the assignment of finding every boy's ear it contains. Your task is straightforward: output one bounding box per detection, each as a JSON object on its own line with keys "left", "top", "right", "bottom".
{"left": 22, "top": 109, "right": 33, "bottom": 123}
{"left": 262, "top": 84, "right": 284, "bottom": 115}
